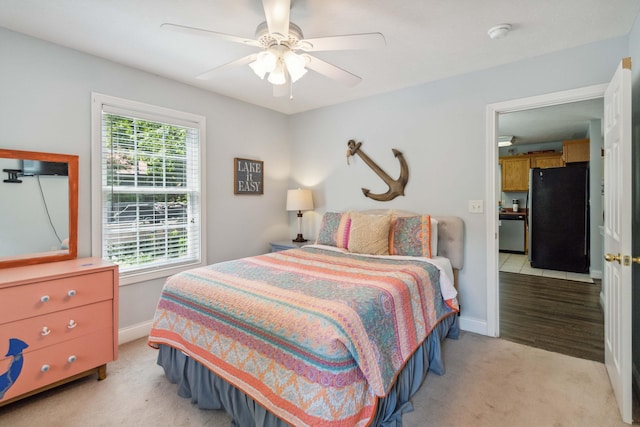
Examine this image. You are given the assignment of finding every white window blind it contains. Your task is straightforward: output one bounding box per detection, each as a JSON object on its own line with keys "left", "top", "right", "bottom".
{"left": 98, "top": 107, "right": 202, "bottom": 276}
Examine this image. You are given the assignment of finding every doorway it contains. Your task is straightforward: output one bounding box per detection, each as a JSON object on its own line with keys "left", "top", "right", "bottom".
{"left": 485, "top": 83, "right": 608, "bottom": 337}
{"left": 487, "top": 80, "right": 637, "bottom": 423}
{"left": 496, "top": 97, "right": 604, "bottom": 361}
{"left": 497, "top": 99, "right": 602, "bottom": 283}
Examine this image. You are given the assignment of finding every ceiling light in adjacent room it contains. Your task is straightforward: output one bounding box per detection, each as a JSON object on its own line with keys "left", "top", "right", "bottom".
{"left": 498, "top": 135, "right": 515, "bottom": 147}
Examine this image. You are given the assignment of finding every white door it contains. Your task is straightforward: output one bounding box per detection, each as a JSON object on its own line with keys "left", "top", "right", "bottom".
{"left": 603, "top": 57, "right": 633, "bottom": 424}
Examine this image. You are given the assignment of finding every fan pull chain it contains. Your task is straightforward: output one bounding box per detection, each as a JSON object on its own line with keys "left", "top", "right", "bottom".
{"left": 289, "top": 80, "right": 294, "bottom": 100}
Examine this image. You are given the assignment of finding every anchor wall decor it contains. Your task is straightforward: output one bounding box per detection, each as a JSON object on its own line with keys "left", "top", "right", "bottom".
{"left": 346, "top": 139, "right": 409, "bottom": 201}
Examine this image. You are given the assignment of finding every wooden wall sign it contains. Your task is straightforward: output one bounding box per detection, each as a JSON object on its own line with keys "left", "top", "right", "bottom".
{"left": 234, "top": 158, "right": 263, "bottom": 195}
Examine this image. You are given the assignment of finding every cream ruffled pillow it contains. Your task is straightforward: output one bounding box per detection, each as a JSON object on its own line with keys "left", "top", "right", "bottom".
{"left": 348, "top": 212, "right": 392, "bottom": 255}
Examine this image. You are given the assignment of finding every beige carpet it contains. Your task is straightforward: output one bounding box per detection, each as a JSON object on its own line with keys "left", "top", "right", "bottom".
{"left": 0, "top": 331, "right": 625, "bottom": 427}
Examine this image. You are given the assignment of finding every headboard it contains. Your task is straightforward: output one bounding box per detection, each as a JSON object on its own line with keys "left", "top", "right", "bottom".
{"left": 432, "top": 215, "right": 464, "bottom": 291}
{"left": 361, "top": 210, "right": 464, "bottom": 270}
{"left": 432, "top": 216, "right": 464, "bottom": 271}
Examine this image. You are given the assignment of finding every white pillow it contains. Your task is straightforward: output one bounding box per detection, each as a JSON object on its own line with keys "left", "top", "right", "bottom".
{"left": 431, "top": 218, "right": 439, "bottom": 256}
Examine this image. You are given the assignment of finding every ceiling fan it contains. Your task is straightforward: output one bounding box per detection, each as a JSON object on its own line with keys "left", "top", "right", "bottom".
{"left": 161, "top": 0, "right": 386, "bottom": 97}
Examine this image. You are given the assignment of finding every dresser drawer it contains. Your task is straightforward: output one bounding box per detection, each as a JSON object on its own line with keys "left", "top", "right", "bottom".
{"left": 0, "top": 271, "right": 114, "bottom": 324}
{"left": 0, "top": 301, "right": 113, "bottom": 355}
{"left": 0, "top": 330, "right": 114, "bottom": 403}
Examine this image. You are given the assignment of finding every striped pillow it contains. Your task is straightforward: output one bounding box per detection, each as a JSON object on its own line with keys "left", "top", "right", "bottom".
{"left": 389, "top": 215, "right": 434, "bottom": 258}
{"left": 315, "top": 212, "right": 351, "bottom": 249}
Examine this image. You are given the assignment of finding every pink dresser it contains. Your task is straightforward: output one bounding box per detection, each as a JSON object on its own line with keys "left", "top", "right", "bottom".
{"left": 0, "top": 258, "right": 118, "bottom": 406}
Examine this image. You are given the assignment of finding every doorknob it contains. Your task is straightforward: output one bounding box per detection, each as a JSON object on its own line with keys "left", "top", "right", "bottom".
{"left": 605, "top": 253, "right": 622, "bottom": 263}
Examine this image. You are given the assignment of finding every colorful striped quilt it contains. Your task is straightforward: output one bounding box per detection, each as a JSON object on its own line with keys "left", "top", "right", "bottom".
{"left": 148, "top": 246, "right": 458, "bottom": 427}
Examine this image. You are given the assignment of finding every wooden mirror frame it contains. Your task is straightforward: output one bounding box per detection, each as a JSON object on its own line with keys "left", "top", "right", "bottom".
{"left": 0, "top": 149, "right": 78, "bottom": 268}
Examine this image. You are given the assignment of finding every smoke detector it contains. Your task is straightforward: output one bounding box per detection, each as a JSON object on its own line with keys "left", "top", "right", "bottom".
{"left": 488, "top": 24, "right": 512, "bottom": 40}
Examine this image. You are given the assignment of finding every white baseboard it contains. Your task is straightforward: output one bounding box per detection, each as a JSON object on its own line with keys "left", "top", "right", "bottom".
{"left": 591, "top": 269, "right": 603, "bottom": 280}
{"left": 459, "top": 315, "right": 488, "bottom": 336}
{"left": 118, "top": 320, "right": 154, "bottom": 345}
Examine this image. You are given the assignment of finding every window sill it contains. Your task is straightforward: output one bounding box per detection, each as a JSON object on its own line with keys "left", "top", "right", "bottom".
{"left": 117, "top": 260, "right": 206, "bottom": 286}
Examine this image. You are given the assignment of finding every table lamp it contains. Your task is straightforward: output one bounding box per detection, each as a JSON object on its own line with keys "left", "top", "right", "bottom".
{"left": 286, "top": 188, "right": 314, "bottom": 242}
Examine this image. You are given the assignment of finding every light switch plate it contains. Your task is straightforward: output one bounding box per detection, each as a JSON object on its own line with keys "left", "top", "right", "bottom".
{"left": 469, "top": 200, "right": 484, "bottom": 213}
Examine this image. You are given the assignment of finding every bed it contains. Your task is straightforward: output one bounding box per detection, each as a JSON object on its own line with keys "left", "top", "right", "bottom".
{"left": 148, "top": 212, "right": 464, "bottom": 426}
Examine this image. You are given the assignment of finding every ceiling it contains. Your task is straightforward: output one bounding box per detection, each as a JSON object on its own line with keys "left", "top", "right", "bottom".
{"left": 499, "top": 98, "right": 605, "bottom": 146}
{"left": 1, "top": 0, "right": 638, "bottom": 117}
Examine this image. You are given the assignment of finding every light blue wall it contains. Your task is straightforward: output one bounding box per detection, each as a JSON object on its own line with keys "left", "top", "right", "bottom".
{"left": 288, "top": 36, "right": 629, "bottom": 332}
{"left": 0, "top": 24, "right": 635, "bottom": 335}
{"left": 0, "top": 27, "right": 291, "bottom": 329}
{"left": 0, "top": 158, "right": 69, "bottom": 256}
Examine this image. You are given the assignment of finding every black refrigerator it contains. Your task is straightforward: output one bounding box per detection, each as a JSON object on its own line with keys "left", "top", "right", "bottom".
{"left": 528, "top": 165, "right": 589, "bottom": 273}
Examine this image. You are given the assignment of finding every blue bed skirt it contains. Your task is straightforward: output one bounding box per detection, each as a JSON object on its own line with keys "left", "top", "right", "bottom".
{"left": 156, "top": 314, "right": 458, "bottom": 427}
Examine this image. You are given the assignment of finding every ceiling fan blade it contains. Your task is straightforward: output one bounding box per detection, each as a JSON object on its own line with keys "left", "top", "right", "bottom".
{"left": 299, "top": 33, "right": 386, "bottom": 52}
{"left": 262, "top": 0, "right": 290, "bottom": 40}
{"left": 196, "top": 54, "right": 257, "bottom": 80}
{"left": 304, "top": 55, "right": 362, "bottom": 87}
{"left": 161, "top": 23, "right": 261, "bottom": 47}
{"left": 273, "top": 82, "right": 289, "bottom": 98}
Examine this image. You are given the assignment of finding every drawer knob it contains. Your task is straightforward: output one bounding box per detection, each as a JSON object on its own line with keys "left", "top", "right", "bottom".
{"left": 41, "top": 326, "right": 51, "bottom": 336}
{"left": 40, "top": 295, "right": 50, "bottom": 303}
{"left": 67, "top": 355, "right": 77, "bottom": 364}
{"left": 67, "top": 289, "right": 77, "bottom": 297}
{"left": 67, "top": 320, "right": 77, "bottom": 329}
{"left": 40, "top": 364, "right": 50, "bottom": 373}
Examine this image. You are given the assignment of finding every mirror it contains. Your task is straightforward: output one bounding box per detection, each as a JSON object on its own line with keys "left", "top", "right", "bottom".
{"left": 0, "top": 149, "right": 78, "bottom": 268}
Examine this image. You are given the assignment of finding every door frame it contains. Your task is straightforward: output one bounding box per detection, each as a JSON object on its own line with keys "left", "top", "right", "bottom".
{"left": 485, "top": 84, "right": 608, "bottom": 337}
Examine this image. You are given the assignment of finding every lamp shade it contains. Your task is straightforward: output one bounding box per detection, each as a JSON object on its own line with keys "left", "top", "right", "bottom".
{"left": 286, "top": 189, "right": 314, "bottom": 211}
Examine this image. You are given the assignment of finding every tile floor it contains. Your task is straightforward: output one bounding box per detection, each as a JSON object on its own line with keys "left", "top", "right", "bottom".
{"left": 499, "top": 252, "right": 593, "bottom": 283}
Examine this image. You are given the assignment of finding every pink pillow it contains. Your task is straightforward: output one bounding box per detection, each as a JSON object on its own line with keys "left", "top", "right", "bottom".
{"left": 315, "top": 212, "right": 351, "bottom": 249}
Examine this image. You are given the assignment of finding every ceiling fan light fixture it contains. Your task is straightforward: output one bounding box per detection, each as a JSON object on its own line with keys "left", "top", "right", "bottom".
{"left": 267, "top": 60, "right": 287, "bottom": 85}
{"left": 288, "top": 66, "right": 307, "bottom": 83}
{"left": 249, "top": 50, "right": 278, "bottom": 79}
{"left": 284, "top": 51, "right": 307, "bottom": 82}
{"left": 164, "top": 3, "right": 384, "bottom": 95}
{"left": 249, "top": 60, "right": 267, "bottom": 79}
{"left": 261, "top": 51, "right": 277, "bottom": 72}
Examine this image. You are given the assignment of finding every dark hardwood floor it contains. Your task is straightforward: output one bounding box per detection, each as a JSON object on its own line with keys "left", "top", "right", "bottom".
{"left": 499, "top": 271, "right": 604, "bottom": 362}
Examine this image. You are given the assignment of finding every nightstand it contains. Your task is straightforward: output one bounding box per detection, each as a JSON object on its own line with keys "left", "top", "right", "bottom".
{"left": 270, "top": 240, "right": 308, "bottom": 252}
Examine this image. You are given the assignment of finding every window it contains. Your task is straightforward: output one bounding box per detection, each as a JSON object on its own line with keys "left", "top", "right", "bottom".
{"left": 92, "top": 93, "right": 206, "bottom": 284}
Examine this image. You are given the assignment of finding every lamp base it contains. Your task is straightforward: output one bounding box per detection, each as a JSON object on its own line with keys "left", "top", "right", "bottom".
{"left": 292, "top": 234, "right": 308, "bottom": 243}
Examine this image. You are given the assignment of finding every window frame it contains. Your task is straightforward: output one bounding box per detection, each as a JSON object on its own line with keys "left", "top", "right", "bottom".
{"left": 91, "top": 93, "right": 207, "bottom": 285}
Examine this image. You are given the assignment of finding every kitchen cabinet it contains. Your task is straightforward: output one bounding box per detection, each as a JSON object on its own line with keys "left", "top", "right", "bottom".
{"left": 562, "top": 138, "right": 590, "bottom": 163}
{"left": 500, "top": 157, "right": 530, "bottom": 191}
{"left": 531, "top": 153, "right": 563, "bottom": 169}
